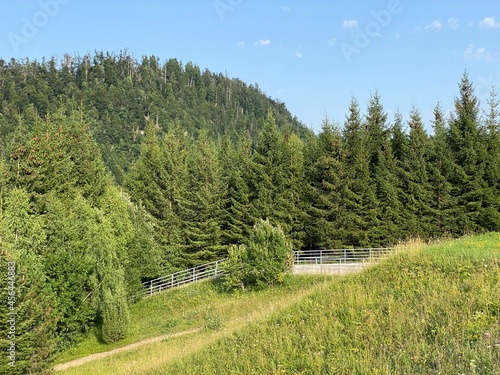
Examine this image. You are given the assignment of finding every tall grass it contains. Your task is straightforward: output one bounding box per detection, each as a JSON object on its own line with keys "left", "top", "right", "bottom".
{"left": 159, "top": 233, "right": 500, "bottom": 374}
{"left": 56, "top": 234, "right": 499, "bottom": 374}
{"left": 56, "top": 275, "right": 333, "bottom": 374}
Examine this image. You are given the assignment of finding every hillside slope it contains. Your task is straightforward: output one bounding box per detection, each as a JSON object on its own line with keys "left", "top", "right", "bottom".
{"left": 0, "top": 53, "right": 310, "bottom": 182}
{"left": 57, "top": 234, "right": 499, "bottom": 374}
{"left": 165, "top": 233, "right": 500, "bottom": 374}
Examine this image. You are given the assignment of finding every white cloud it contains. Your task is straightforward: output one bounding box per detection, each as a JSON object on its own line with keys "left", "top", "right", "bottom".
{"left": 236, "top": 41, "right": 245, "bottom": 48}
{"left": 328, "top": 37, "right": 337, "bottom": 46}
{"left": 425, "top": 21, "right": 443, "bottom": 30}
{"left": 479, "top": 17, "right": 500, "bottom": 28}
{"left": 464, "top": 44, "right": 492, "bottom": 61}
{"left": 413, "top": 20, "right": 443, "bottom": 33}
{"left": 343, "top": 19, "right": 358, "bottom": 29}
{"left": 281, "top": 5, "right": 291, "bottom": 12}
{"left": 447, "top": 18, "right": 459, "bottom": 30}
{"left": 295, "top": 52, "right": 302, "bottom": 58}
{"left": 256, "top": 39, "right": 271, "bottom": 46}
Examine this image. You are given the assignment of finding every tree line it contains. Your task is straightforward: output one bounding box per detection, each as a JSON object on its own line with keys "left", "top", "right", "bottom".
{"left": 0, "top": 51, "right": 498, "bottom": 374}
{"left": 126, "top": 72, "right": 499, "bottom": 267}
{"left": 0, "top": 51, "right": 308, "bottom": 184}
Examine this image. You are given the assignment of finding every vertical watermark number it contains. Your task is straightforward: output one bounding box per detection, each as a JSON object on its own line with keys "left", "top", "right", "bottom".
{"left": 6, "top": 262, "right": 16, "bottom": 368}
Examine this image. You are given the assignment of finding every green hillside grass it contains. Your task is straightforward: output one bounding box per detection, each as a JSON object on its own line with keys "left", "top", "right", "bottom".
{"left": 55, "top": 274, "right": 334, "bottom": 372}
{"left": 162, "top": 233, "right": 500, "bottom": 374}
{"left": 57, "top": 233, "right": 499, "bottom": 374}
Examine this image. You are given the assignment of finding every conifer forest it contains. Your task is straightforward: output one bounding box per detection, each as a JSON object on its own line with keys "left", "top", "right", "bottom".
{"left": 0, "top": 52, "right": 499, "bottom": 373}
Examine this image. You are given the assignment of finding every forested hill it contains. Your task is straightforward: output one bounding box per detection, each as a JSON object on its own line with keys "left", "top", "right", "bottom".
{"left": 0, "top": 51, "right": 499, "bottom": 374}
{"left": 0, "top": 52, "right": 310, "bottom": 183}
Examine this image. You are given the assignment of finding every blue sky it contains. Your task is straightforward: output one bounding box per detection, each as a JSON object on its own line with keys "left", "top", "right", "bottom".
{"left": 1, "top": 0, "right": 499, "bottom": 133}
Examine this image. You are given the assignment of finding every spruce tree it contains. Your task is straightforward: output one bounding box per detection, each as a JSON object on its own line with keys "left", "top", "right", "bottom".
{"left": 158, "top": 122, "right": 191, "bottom": 269}
{"left": 427, "top": 104, "right": 456, "bottom": 236}
{"left": 341, "top": 97, "right": 377, "bottom": 246}
{"left": 400, "top": 108, "right": 433, "bottom": 238}
{"left": 250, "top": 111, "right": 305, "bottom": 249}
{"left": 125, "top": 120, "right": 170, "bottom": 245}
{"left": 305, "top": 117, "right": 345, "bottom": 248}
{"left": 178, "top": 129, "right": 225, "bottom": 266}
{"left": 365, "top": 93, "right": 403, "bottom": 245}
{"left": 365, "top": 92, "right": 388, "bottom": 172}
{"left": 482, "top": 88, "right": 500, "bottom": 230}
{"left": 220, "top": 134, "right": 255, "bottom": 246}
{"left": 371, "top": 144, "right": 405, "bottom": 245}
{"left": 448, "top": 72, "right": 488, "bottom": 233}
{"left": 250, "top": 111, "right": 284, "bottom": 222}
{"left": 277, "top": 130, "right": 306, "bottom": 249}
{"left": 390, "top": 109, "right": 408, "bottom": 164}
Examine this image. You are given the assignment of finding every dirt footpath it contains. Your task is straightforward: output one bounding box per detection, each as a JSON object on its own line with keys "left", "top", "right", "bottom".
{"left": 53, "top": 328, "right": 201, "bottom": 372}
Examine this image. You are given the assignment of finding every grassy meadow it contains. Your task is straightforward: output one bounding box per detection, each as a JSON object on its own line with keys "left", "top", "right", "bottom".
{"left": 57, "top": 233, "right": 500, "bottom": 374}
{"left": 55, "top": 274, "right": 334, "bottom": 373}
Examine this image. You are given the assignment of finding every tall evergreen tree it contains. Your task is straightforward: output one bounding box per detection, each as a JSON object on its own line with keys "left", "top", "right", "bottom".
{"left": 341, "top": 97, "right": 377, "bottom": 246}
{"left": 365, "top": 93, "right": 404, "bottom": 245}
{"left": 277, "top": 129, "right": 306, "bottom": 249}
{"left": 178, "top": 129, "right": 225, "bottom": 266}
{"left": 390, "top": 109, "right": 408, "bottom": 164}
{"left": 125, "top": 120, "right": 189, "bottom": 271}
{"left": 250, "top": 111, "right": 305, "bottom": 249}
{"left": 365, "top": 91, "right": 388, "bottom": 173}
{"left": 400, "top": 108, "right": 433, "bottom": 238}
{"left": 250, "top": 111, "right": 284, "bottom": 222}
{"left": 482, "top": 87, "right": 500, "bottom": 230}
{"left": 220, "top": 134, "right": 255, "bottom": 246}
{"left": 427, "top": 104, "right": 456, "bottom": 236}
{"left": 447, "top": 72, "right": 488, "bottom": 233}
{"left": 305, "top": 117, "right": 345, "bottom": 248}
{"left": 125, "top": 121, "right": 169, "bottom": 242}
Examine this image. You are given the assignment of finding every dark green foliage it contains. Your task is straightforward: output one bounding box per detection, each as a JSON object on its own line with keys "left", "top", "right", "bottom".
{"left": 305, "top": 117, "right": 345, "bottom": 248}
{"left": 219, "top": 135, "right": 255, "bottom": 246}
{"left": 0, "top": 189, "right": 58, "bottom": 375}
{"left": 341, "top": 98, "right": 378, "bottom": 246}
{"left": 0, "top": 53, "right": 309, "bottom": 181}
{"left": 250, "top": 111, "right": 306, "bottom": 250}
{"left": 223, "top": 220, "right": 293, "bottom": 290}
{"left": 1, "top": 56, "right": 500, "bottom": 368}
{"left": 482, "top": 88, "right": 500, "bottom": 231}
{"left": 427, "top": 104, "right": 456, "bottom": 236}
{"left": 448, "top": 72, "right": 489, "bottom": 233}
{"left": 365, "top": 94, "right": 405, "bottom": 245}
{"left": 398, "top": 108, "right": 433, "bottom": 238}
{"left": 178, "top": 130, "right": 226, "bottom": 266}
{"left": 448, "top": 73, "right": 486, "bottom": 233}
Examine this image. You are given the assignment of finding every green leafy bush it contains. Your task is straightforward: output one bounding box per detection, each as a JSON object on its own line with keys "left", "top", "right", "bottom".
{"left": 223, "top": 219, "right": 293, "bottom": 290}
